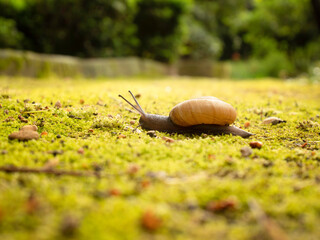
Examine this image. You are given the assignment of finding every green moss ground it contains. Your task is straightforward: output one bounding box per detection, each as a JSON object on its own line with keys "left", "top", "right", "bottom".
{"left": 0, "top": 76, "right": 319, "bottom": 240}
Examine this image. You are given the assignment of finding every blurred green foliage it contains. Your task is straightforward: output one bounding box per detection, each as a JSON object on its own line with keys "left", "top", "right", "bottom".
{"left": 134, "top": 0, "right": 192, "bottom": 62}
{"left": 0, "top": 0, "right": 319, "bottom": 76}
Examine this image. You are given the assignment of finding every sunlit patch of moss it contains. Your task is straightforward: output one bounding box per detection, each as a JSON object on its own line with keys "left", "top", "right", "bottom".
{"left": 0, "top": 76, "right": 319, "bottom": 240}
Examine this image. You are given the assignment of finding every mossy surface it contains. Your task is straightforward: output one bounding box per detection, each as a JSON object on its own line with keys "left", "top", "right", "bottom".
{"left": 0, "top": 76, "right": 319, "bottom": 240}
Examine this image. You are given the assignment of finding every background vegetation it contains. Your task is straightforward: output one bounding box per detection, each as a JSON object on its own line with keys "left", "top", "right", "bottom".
{"left": 0, "top": 0, "right": 320, "bottom": 77}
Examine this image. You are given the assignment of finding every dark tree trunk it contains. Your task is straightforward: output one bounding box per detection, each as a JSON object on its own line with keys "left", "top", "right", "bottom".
{"left": 311, "top": 0, "right": 320, "bottom": 32}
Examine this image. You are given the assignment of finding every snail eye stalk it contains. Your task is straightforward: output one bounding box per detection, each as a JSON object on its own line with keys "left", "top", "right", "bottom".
{"left": 128, "top": 91, "right": 146, "bottom": 115}
{"left": 118, "top": 91, "right": 146, "bottom": 117}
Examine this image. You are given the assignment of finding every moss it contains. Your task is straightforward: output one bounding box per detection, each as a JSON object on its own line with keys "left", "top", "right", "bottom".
{"left": 0, "top": 77, "right": 319, "bottom": 240}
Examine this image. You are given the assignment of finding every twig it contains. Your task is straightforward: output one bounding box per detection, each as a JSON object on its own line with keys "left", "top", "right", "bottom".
{"left": 0, "top": 165, "right": 102, "bottom": 177}
{"left": 249, "top": 199, "right": 290, "bottom": 240}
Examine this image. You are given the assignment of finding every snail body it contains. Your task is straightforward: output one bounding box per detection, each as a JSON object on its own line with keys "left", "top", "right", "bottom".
{"left": 119, "top": 91, "right": 253, "bottom": 138}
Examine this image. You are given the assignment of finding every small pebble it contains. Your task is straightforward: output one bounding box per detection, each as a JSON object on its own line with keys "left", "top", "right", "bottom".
{"left": 79, "top": 99, "right": 85, "bottom": 104}
{"left": 56, "top": 135, "right": 62, "bottom": 139}
{"left": 97, "top": 100, "right": 104, "bottom": 106}
{"left": 54, "top": 100, "right": 62, "bottom": 109}
{"left": 240, "top": 146, "right": 253, "bottom": 157}
{"left": 249, "top": 141, "right": 263, "bottom": 149}
{"left": 135, "top": 93, "right": 141, "bottom": 98}
{"left": 127, "top": 164, "right": 140, "bottom": 175}
{"left": 77, "top": 148, "right": 85, "bottom": 154}
{"left": 8, "top": 131, "right": 39, "bottom": 141}
{"left": 162, "top": 136, "right": 175, "bottom": 143}
{"left": 88, "top": 129, "right": 94, "bottom": 133}
{"left": 20, "top": 125, "right": 38, "bottom": 132}
{"left": 262, "top": 117, "right": 286, "bottom": 125}
{"left": 130, "top": 120, "right": 136, "bottom": 125}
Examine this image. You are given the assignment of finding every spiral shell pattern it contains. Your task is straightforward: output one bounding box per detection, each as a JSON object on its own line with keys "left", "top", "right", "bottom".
{"left": 169, "top": 96, "right": 237, "bottom": 127}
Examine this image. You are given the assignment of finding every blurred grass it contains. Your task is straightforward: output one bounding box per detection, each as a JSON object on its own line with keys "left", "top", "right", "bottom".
{"left": 0, "top": 76, "right": 320, "bottom": 240}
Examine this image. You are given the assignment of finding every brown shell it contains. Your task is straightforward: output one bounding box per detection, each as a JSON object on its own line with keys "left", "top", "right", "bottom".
{"left": 169, "top": 96, "right": 237, "bottom": 127}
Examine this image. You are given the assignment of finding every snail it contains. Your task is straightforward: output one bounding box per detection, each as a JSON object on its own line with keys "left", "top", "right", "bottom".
{"left": 119, "top": 91, "right": 253, "bottom": 138}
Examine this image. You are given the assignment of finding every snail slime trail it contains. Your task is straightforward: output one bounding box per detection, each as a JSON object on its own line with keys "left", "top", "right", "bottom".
{"left": 119, "top": 91, "right": 253, "bottom": 138}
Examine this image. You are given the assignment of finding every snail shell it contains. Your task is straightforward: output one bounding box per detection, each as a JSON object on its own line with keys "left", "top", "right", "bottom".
{"left": 169, "top": 97, "right": 237, "bottom": 127}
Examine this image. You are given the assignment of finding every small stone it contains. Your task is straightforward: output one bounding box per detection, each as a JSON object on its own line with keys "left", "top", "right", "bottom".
{"left": 56, "top": 135, "right": 62, "bottom": 139}
{"left": 262, "top": 117, "right": 286, "bottom": 125}
{"left": 107, "top": 114, "right": 113, "bottom": 118}
{"left": 4, "top": 109, "right": 9, "bottom": 114}
{"left": 77, "top": 148, "right": 84, "bottom": 154}
{"left": 162, "top": 136, "right": 175, "bottom": 143}
{"left": 23, "top": 99, "right": 30, "bottom": 103}
{"left": 54, "top": 101, "right": 62, "bottom": 109}
{"left": 130, "top": 120, "right": 136, "bottom": 125}
{"left": 249, "top": 141, "right": 263, "bottom": 149}
{"left": 244, "top": 121, "right": 250, "bottom": 128}
{"left": 141, "top": 210, "right": 162, "bottom": 231}
{"left": 20, "top": 125, "right": 38, "bottom": 132}
{"left": 79, "top": 99, "right": 85, "bottom": 104}
{"left": 88, "top": 129, "right": 94, "bottom": 133}
{"left": 8, "top": 131, "right": 39, "bottom": 141}
{"left": 118, "top": 134, "right": 126, "bottom": 139}
{"left": 97, "top": 100, "right": 104, "bottom": 106}
{"left": 147, "top": 131, "right": 157, "bottom": 138}
{"left": 127, "top": 164, "right": 140, "bottom": 175}
{"left": 240, "top": 146, "right": 253, "bottom": 157}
